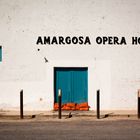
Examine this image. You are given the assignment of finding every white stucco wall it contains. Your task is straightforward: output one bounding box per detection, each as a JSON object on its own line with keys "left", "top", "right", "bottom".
{"left": 0, "top": 0, "right": 140, "bottom": 111}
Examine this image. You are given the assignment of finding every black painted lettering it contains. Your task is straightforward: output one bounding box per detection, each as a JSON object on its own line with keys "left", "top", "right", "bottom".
{"left": 59, "top": 36, "right": 65, "bottom": 44}
{"left": 96, "top": 37, "right": 102, "bottom": 44}
{"left": 103, "top": 36, "right": 108, "bottom": 44}
{"left": 138, "top": 38, "right": 140, "bottom": 44}
{"left": 51, "top": 36, "right": 58, "bottom": 44}
{"left": 84, "top": 36, "right": 91, "bottom": 45}
{"left": 72, "top": 37, "right": 78, "bottom": 44}
{"left": 79, "top": 36, "right": 84, "bottom": 44}
{"left": 120, "top": 37, "right": 126, "bottom": 45}
{"left": 36, "top": 36, "right": 43, "bottom": 45}
{"left": 132, "top": 37, "right": 137, "bottom": 45}
{"left": 108, "top": 36, "right": 113, "bottom": 44}
{"left": 65, "top": 37, "right": 71, "bottom": 44}
{"left": 114, "top": 37, "right": 119, "bottom": 44}
{"left": 44, "top": 36, "right": 50, "bottom": 44}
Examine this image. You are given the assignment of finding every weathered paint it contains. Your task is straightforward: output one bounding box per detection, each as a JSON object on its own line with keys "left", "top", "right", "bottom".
{"left": 0, "top": 0, "right": 139, "bottom": 111}
{"left": 54, "top": 68, "right": 88, "bottom": 104}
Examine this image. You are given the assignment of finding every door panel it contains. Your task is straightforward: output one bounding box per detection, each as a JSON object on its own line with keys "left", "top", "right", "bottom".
{"left": 55, "top": 69, "right": 72, "bottom": 103}
{"left": 72, "top": 69, "right": 88, "bottom": 103}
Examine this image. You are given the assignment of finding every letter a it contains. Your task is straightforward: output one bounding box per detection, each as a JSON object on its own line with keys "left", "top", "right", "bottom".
{"left": 36, "top": 36, "right": 43, "bottom": 45}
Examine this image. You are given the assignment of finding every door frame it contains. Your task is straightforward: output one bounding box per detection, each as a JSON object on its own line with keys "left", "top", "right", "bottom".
{"left": 54, "top": 67, "right": 88, "bottom": 104}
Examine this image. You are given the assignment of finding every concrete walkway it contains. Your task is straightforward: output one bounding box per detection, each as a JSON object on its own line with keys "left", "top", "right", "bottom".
{"left": 0, "top": 110, "right": 137, "bottom": 119}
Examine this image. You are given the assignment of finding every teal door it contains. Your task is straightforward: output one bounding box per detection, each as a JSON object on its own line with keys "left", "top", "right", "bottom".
{"left": 0, "top": 46, "right": 2, "bottom": 61}
{"left": 54, "top": 68, "right": 88, "bottom": 104}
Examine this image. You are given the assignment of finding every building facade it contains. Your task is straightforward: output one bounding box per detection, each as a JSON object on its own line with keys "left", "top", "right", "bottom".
{"left": 0, "top": 0, "right": 140, "bottom": 111}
